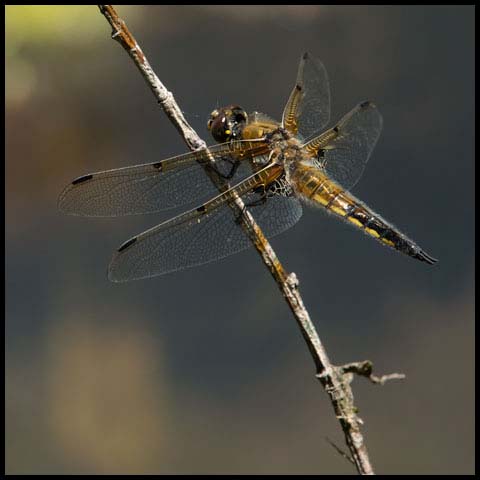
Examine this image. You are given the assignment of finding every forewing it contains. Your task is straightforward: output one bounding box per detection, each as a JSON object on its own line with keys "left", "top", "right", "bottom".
{"left": 282, "top": 52, "right": 331, "bottom": 140}
{"left": 108, "top": 169, "right": 302, "bottom": 281}
{"left": 302, "top": 101, "right": 383, "bottom": 190}
{"left": 58, "top": 141, "right": 265, "bottom": 217}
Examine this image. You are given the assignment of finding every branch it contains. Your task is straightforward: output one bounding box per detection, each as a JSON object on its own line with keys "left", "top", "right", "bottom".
{"left": 340, "top": 360, "right": 406, "bottom": 386}
{"left": 97, "top": 5, "right": 402, "bottom": 475}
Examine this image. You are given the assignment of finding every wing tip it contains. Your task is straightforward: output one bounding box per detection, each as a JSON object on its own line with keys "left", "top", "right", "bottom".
{"left": 57, "top": 184, "right": 75, "bottom": 215}
{"left": 360, "top": 100, "right": 372, "bottom": 108}
{"left": 359, "top": 100, "right": 377, "bottom": 110}
{"left": 71, "top": 173, "right": 93, "bottom": 185}
{"left": 117, "top": 236, "right": 138, "bottom": 253}
{"left": 107, "top": 271, "right": 126, "bottom": 283}
{"left": 58, "top": 174, "right": 94, "bottom": 215}
{"left": 107, "top": 256, "right": 126, "bottom": 283}
{"left": 108, "top": 237, "right": 141, "bottom": 283}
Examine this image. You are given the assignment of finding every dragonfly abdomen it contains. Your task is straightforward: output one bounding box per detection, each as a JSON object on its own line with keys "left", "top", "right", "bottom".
{"left": 296, "top": 169, "right": 437, "bottom": 265}
{"left": 348, "top": 209, "right": 437, "bottom": 265}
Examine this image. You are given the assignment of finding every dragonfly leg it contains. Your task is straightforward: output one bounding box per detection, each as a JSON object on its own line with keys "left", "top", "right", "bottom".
{"left": 234, "top": 185, "right": 267, "bottom": 224}
{"left": 248, "top": 185, "right": 268, "bottom": 206}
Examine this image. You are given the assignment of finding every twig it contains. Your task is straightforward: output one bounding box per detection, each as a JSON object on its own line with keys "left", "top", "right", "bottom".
{"left": 340, "top": 361, "right": 406, "bottom": 386}
{"left": 97, "top": 5, "right": 403, "bottom": 475}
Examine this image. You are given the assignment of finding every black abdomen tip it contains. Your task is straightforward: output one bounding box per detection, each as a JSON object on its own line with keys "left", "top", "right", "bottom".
{"left": 415, "top": 250, "right": 438, "bottom": 265}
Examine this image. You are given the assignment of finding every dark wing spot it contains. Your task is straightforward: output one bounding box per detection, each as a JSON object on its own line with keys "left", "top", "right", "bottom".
{"left": 72, "top": 174, "right": 93, "bottom": 185}
{"left": 296, "top": 84, "right": 302, "bottom": 91}
{"left": 196, "top": 205, "right": 207, "bottom": 213}
{"left": 360, "top": 100, "right": 371, "bottom": 109}
{"left": 302, "top": 52, "right": 309, "bottom": 60}
{"left": 152, "top": 162, "right": 163, "bottom": 171}
{"left": 118, "top": 237, "right": 137, "bottom": 252}
{"left": 333, "top": 126, "right": 339, "bottom": 133}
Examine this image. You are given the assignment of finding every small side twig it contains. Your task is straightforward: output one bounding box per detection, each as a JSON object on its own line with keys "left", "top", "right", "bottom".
{"left": 97, "top": 5, "right": 405, "bottom": 475}
{"left": 340, "top": 361, "right": 406, "bottom": 386}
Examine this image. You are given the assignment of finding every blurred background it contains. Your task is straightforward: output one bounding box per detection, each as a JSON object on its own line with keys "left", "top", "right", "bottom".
{"left": 6, "top": 5, "right": 474, "bottom": 474}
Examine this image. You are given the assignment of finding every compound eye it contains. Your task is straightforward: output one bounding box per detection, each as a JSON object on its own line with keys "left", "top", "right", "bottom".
{"left": 208, "top": 109, "right": 221, "bottom": 130}
{"left": 234, "top": 111, "right": 247, "bottom": 123}
{"left": 230, "top": 107, "right": 248, "bottom": 126}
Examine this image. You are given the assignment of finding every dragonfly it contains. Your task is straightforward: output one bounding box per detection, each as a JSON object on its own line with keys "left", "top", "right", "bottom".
{"left": 59, "top": 52, "right": 437, "bottom": 282}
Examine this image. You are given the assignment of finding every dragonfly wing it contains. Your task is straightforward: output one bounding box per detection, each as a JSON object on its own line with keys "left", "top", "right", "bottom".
{"left": 250, "top": 177, "right": 302, "bottom": 237}
{"left": 302, "top": 101, "right": 383, "bottom": 190}
{"left": 108, "top": 167, "right": 301, "bottom": 281}
{"left": 58, "top": 141, "right": 266, "bottom": 217}
{"left": 282, "top": 52, "right": 331, "bottom": 140}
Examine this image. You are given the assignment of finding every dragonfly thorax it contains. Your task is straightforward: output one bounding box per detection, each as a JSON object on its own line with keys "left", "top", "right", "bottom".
{"left": 264, "top": 127, "right": 302, "bottom": 166}
{"left": 264, "top": 126, "right": 291, "bottom": 144}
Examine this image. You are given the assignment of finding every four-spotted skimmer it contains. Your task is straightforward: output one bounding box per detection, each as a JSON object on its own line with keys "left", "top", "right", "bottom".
{"left": 59, "top": 53, "right": 437, "bottom": 281}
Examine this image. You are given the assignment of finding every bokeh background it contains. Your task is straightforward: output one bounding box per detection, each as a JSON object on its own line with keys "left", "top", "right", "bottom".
{"left": 6, "top": 5, "right": 474, "bottom": 474}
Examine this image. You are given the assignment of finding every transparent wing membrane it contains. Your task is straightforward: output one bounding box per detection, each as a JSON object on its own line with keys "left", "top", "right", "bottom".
{"left": 302, "top": 101, "right": 383, "bottom": 190}
{"left": 282, "top": 52, "right": 331, "bottom": 140}
{"left": 108, "top": 169, "right": 302, "bottom": 281}
{"left": 58, "top": 141, "right": 266, "bottom": 217}
{"left": 59, "top": 52, "right": 437, "bottom": 277}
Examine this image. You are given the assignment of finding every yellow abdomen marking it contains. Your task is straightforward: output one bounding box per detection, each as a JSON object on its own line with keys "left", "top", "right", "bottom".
{"left": 313, "top": 191, "right": 331, "bottom": 206}
{"left": 330, "top": 205, "right": 347, "bottom": 216}
{"left": 293, "top": 164, "right": 421, "bottom": 258}
{"left": 348, "top": 217, "right": 363, "bottom": 228}
{"left": 365, "top": 227, "right": 381, "bottom": 238}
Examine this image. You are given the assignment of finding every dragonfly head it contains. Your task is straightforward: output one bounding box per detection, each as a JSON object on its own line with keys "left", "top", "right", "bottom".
{"left": 207, "top": 105, "right": 248, "bottom": 143}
